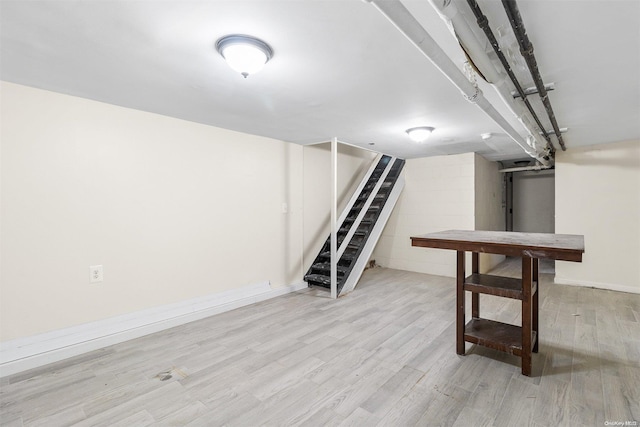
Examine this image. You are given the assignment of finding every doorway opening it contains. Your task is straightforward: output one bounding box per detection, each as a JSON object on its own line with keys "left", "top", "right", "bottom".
{"left": 505, "top": 168, "right": 556, "bottom": 272}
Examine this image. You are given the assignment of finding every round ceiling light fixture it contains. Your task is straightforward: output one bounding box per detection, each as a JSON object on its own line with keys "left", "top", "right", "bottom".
{"left": 216, "top": 34, "right": 273, "bottom": 78}
{"left": 406, "top": 126, "right": 435, "bottom": 143}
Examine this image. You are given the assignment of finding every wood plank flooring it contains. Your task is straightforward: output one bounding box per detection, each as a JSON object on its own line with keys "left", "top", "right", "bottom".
{"left": 1, "top": 260, "right": 639, "bottom": 426}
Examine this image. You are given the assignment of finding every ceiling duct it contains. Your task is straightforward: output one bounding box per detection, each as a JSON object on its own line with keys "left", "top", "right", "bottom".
{"left": 366, "top": 0, "right": 550, "bottom": 166}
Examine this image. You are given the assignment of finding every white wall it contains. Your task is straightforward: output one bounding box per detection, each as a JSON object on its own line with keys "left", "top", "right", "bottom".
{"left": 555, "top": 140, "right": 640, "bottom": 294}
{"left": 512, "top": 170, "right": 555, "bottom": 233}
{"left": 302, "top": 143, "right": 377, "bottom": 272}
{"left": 372, "top": 153, "right": 476, "bottom": 277}
{"left": 0, "top": 82, "right": 306, "bottom": 341}
{"left": 474, "top": 155, "right": 506, "bottom": 272}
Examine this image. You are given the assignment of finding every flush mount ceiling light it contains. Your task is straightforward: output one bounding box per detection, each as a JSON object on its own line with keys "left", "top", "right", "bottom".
{"left": 406, "top": 126, "right": 435, "bottom": 143}
{"left": 216, "top": 34, "right": 273, "bottom": 78}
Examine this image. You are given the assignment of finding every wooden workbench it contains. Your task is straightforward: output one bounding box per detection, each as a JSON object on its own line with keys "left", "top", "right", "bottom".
{"left": 411, "top": 230, "right": 585, "bottom": 376}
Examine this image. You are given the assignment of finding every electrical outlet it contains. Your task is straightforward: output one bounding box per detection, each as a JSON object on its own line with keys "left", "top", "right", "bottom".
{"left": 90, "top": 265, "right": 103, "bottom": 283}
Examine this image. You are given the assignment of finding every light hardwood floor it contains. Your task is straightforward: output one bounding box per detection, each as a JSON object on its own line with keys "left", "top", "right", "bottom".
{"left": 1, "top": 261, "right": 639, "bottom": 426}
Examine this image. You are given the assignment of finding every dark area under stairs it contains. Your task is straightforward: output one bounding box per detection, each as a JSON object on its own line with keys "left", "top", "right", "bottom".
{"left": 304, "top": 155, "right": 405, "bottom": 295}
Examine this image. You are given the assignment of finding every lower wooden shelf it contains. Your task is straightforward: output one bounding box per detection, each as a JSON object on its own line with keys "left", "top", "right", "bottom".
{"left": 464, "top": 318, "right": 537, "bottom": 357}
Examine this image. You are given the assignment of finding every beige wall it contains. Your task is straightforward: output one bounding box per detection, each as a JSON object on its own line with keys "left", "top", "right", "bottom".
{"left": 555, "top": 140, "right": 640, "bottom": 294}
{"left": 302, "top": 143, "right": 377, "bottom": 273}
{"left": 474, "top": 154, "right": 506, "bottom": 272}
{"left": 372, "top": 153, "right": 476, "bottom": 277}
{"left": 8, "top": 76, "right": 635, "bottom": 349}
{"left": 0, "top": 82, "right": 308, "bottom": 341}
{"left": 0, "top": 82, "right": 379, "bottom": 342}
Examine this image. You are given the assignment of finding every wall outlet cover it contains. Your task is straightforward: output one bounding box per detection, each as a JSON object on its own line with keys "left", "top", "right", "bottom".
{"left": 90, "top": 265, "right": 103, "bottom": 283}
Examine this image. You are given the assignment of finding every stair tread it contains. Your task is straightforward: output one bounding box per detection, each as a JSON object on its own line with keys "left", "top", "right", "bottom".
{"left": 320, "top": 251, "right": 355, "bottom": 260}
{"left": 344, "top": 218, "right": 373, "bottom": 224}
{"left": 339, "top": 228, "right": 367, "bottom": 235}
{"left": 311, "top": 263, "right": 348, "bottom": 273}
{"left": 304, "top": 274, "right": 338, "bottom": 287}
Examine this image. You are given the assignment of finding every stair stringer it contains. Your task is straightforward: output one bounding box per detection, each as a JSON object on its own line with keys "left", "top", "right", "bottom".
{"left": 338, "top": 171, "right": 405, "bottom": 295}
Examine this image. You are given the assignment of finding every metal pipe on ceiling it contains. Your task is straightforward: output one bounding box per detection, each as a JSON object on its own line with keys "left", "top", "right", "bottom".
{"left": 425, "top": 0, "right": 553, "bottom": 161}
{"left": 366, "top": 0, "right": 550, "bottom": 166}
{"left": 498, "top": 164, "right": 552, "bottom": 173}
{"left": 502, "top": 0, "right": 567, "bottom": 151}
{"left": 464, "top": 0, "right": 556, "bottom": 155}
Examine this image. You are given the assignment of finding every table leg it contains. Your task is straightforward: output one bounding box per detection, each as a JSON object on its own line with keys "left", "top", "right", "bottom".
{"left": 457, "top": 250, "right": 465, "bottom": 355}
{"left": 533, "top": 258, "right": 539, "bottom": 353}
{"left": 472, "top": 252, "right": 479, "bottom": 318}
{"left": 522, "top": 256, "right": 533, "bottom": 376}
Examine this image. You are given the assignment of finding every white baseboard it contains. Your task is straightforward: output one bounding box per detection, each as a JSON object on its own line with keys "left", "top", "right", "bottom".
{"left": 554, "top": 277, "right": 639, "bottom": 294}
{"left": 0, "top": 281, "right": 308, "bottom": 378}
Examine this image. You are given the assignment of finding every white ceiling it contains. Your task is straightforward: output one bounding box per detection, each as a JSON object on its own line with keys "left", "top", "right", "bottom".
{"left": 1, "top": 0, "right": 639, "bottom": 161}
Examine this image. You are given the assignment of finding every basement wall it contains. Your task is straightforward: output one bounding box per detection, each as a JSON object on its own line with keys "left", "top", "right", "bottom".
{"left": 555, "top": 140, "right": 640, "bottom": 294}
{"left": 0, "top": 82, "right": 380, "bottom": 373}
{"left": 372, "top": 153, "right": 476, "bottom": 277}
{"left": 372, "top": 153, "right": 504, "bottom": 277}
{"left": 0, "top": 81, "right": 308, "bottom": 342}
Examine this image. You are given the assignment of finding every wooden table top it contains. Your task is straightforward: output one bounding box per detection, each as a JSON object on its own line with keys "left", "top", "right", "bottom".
{"left": 411, "top": 230, "right": 585, "bottom": 262}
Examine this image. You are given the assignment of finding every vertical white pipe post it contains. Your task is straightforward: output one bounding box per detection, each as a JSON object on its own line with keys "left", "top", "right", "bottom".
{"left": 330, "top": 137, "right": 338, "bottom": 299}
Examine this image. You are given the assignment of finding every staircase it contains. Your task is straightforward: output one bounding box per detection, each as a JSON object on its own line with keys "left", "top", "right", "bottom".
{"left": 304, "top": 154, "right": 405, "bottom": 296}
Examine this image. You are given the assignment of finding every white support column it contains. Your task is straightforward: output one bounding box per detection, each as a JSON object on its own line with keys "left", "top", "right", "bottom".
{"left": 330, "top": 137, "right": 338, "bottom": 299}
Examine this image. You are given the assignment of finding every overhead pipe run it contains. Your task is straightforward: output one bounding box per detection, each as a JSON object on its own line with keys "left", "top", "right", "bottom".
{"left": 366, "top": 0, "right": 550, "bottom": 166}
{"left": 502, "top": 0, "right": 567, "bottom": 151}
{"left": 498, "top": 164, "right": 553, "bottom": 173}
{"left": 464, "top": 0, "right": 555, "bottom": 154}
{"left": 425, "top": 0, "right": 552, "bottom": 159}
